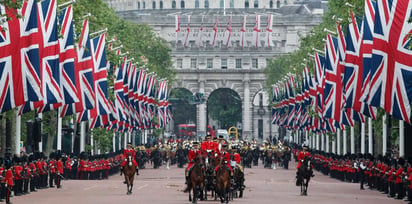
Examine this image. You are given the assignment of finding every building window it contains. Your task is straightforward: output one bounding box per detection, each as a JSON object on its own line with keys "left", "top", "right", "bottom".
{"left": 138, "top": 2, "right": 140, "bottom": 9}
{"left": 258, "top": 120, "right": 263, "bottom": 139}
{"left": 259, "top": 93, "right": 263, "bottom": 106}
{"left": 245, "top": 0, "right": 249, "bottom": 8}
{"left": 177, "top": 59, "right": 183, "bottom": 69}
{"left": 284, "top": 0, "right": 287, "bottom": 5}
{"left": 172, "top": 0, "right": 176, "bottom": 8}
{"left": 252, "top": 58, "right": 258, "bottom": 68}
{"left": 220, "top": 0, "right": 224, "bottom": 8}
{"left": 160, "top": 0, "right": 163, "bottom": 9}
{"left": 181, "top": 0, "right": 185, "bottom": 8}
{"left": 276, "top": 0, "right": 280, "bottom": 8}
{"left": 191, "top": 58, "right": 197, "bottom": 69}
{"left": 254, "top": 0, "right": 258, "bottom": 8}
{"left": 221, "top": 58, "right": 227, "bottom": 69}
{"left": 195, "top": 0, "right": 199, "bottom": 8}
{"left": 270, "top": 0, "right": 273, "bottom": 8}
{"left": 236, "top": 59, "right": 242, "bottom": 69}
{"left": 152, "top": 1, "right": 156, "bottom": 9}
{"left": 205, "top": 0, "right": 209, "bottom": 9}
{"left": 230, "top": 0, "right": 234, "bottom": 8}
{"left": 143, "top": 1, "right": 146, "bottom": 9}
{"left": 207, "top": 58, "right": 213, "bottom": 68}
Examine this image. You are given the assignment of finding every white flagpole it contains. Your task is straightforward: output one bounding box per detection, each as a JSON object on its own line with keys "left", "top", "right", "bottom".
{"left": 368, "top": 117, "right": 373, "bottom": 154}
{"left": 337, "top": 128, "right": 341, "bottom": 155}
{"left": 15, "top": 111, "right": 21, "bottom": 155}
{"left": 361, "top": 122, "right": 365, "bottom": 154}
{"left": 350, "top": 126, "right": 355, "bottom": 154}
{"left": 57, "top": 109, "right": 62, "bottom": 150}
{"left": 399, "top": 120, "right": 404, "bottom": 157}
{"left": 382, "top": 114, "right": 387, "bottom": 155}
{"left": 80, "top": 121, "right": 86, "bottom": 152}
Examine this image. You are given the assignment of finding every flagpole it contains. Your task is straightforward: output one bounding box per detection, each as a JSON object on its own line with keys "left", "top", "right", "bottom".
{"left": 343, "top": 128, "right": 347, "bottom": 154}
{"left": 337, "top": 128, "right": 341, "bottom": 155}
{"left": 382, "top": 114, "right": 387, "bottom": 155}
{"left": 112, "top": 132, "right": 116, "bottom": 152}
{"left": 361, "top": 122, "right": 365, "bottom": 154}
{"left": 399, "top": 120, "right": 404, "bottom": 157}
{"left": 38, "top": 113, "right": 43, "bottom": 152}
{"left": 325, "top": 133, "right": 329, "bottom": 152}
{"left": 368, "top": 117, "right": 373, "bottom": 154}
{"left": 350, "top": 126, "right": 355, "bottom": 154}
{"left": 15, "top": 111, "right": 21, "bottom": 155}
{"left": 80, "top": 121, "right": 86, "bottom": 152}
{"left": 90, "top": 130, "right": 94, "bottom": 155}
{"left": 70, "top": 118, "right": 74, "bottom": 153}
{"left": 57, "top": 109, "right": 62, "bottom": 151}
{"left": 332, "top": 137, "right": 336, "bottom": 154}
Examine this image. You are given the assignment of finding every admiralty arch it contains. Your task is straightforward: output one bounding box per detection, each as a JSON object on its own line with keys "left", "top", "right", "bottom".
{"left": 106, "top": 0, "right": 325, "bottom": 141}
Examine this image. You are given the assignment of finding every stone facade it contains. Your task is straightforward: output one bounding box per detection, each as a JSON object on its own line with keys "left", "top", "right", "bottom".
{"left": 106, "top": 0, "right": 325, "bottom": 142}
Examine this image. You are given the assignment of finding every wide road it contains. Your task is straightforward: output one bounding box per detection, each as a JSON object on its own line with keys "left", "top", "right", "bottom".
{"left": 12, "top": 161, "right": 406, "bottom": 204}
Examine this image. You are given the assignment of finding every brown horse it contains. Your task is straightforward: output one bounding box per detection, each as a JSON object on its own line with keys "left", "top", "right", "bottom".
{"left": 233, "top": 165, "right": 245, "bottom": 198}
{"left": 123, "top": 152, "right": 136, "bottom": 195}
{"left": 215, "top": 156, "right": 231, "bottom": 203}
{"left": 188, "top": 154, "right": 205, "bottom": 204}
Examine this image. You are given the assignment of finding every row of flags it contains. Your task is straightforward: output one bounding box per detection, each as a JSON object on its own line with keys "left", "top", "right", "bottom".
{"left": 175, "top": 14, "right": 274, "bottom": 48}
{"left": 271, "top": 0, "right": 412, "bottom": 133}
{"left": 0, "top": 0, "right": 171, "bottom": 131}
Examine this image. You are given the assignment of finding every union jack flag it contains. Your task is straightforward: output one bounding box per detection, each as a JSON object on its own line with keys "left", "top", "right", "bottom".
{"left": 323, "top": 34, "right": 343, "bottom": 123}
{"left": 59, "top": 5, "right": 77, "bottom": 107}
{"left": 88, "top": 34, "right": 110, "bottom": 127}
{"left": 0, "top": 1, "right": 41, "bottom": 113}
{"left": 75, "top": 20, "right": 95, "bottom": 121}
{"left": 368, "top": 0, "right": 412, "bottom": 123}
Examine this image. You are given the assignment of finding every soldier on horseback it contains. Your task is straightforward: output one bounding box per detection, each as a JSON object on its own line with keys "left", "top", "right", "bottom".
{"left": 184, "top": 141, "right": 202, "bottom": 192}
{"left": 296, "top": 145, "right": 314, "bottom": 180}
{"left": 201, "top": 135, "right": 216, "bottom": 154}
{"left": 121, "top": 143, "right": 139, "bottom": 176}
{"left": 215, "top": 144, "right": 233, "bottom": 179}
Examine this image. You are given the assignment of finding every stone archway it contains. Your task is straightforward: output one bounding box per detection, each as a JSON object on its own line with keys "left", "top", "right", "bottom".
{"left": 207, "top": 88, "right": 242, "bottom": 136}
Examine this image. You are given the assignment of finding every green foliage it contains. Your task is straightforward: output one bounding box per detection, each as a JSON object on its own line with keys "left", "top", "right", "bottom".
{"left": 265, "top": 0, "right": 365, "bottom": 92}
{"left": 169, "top": 88, "right": 196, "bottom": 131}
{"left": 92, "top": 128, "right": 113, "bottom": 153}
{"left": 207, "top": 89, "right": 241, "bottom": 130}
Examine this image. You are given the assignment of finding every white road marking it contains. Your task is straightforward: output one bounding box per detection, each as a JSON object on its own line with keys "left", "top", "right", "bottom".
{"left": 137, "top": 184, "right": 148, "bottom": 190}
{"left": 84, "top": 185, "right": 98, "bottom": 190}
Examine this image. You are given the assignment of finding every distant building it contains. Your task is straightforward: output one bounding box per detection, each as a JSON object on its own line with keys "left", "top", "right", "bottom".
{"left": 106, "top": 0, "right": 325, "bottom": 142}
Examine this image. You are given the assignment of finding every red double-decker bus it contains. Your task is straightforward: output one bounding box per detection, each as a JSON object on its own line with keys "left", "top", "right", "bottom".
{"left": 177, "top": 124, "right": 215, "bottom": 138}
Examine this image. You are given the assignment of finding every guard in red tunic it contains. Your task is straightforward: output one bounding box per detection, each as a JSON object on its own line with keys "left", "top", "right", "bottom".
{"left": 4, "top": 157, "right": 13, "bottom": 204}
{"left": 296, "top": 145, "right": 314, "bottom": 178}
{"left": 215, "top": 135, "right": 227, "bottom": 153}
{"left": 121, "top": 143, "right": 139, "bottom": 176}
{"left": 56, "top": 155, "right": 64, "bottom": 188}
{"left": 215, "top": 144, "right": 233, "bottom": 174}
{"left": 201, "top": 135, "right": 216, "bottom": 155}
{"left": 183, "top": 142, "right": 201, "bottom": 192}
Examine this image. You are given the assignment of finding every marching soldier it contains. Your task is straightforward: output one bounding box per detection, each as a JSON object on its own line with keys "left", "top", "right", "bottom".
{"left": 4, "top": 157, "right": 13, "bottom": 204}
{"left": 56, "top": 154, "right": 64, "bottom": 188}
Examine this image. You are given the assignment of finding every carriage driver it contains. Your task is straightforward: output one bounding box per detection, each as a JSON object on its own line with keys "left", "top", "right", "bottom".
{"left": 183, "top": 141, "right": 201, "bottom": 192}
{"left": 296, "top": 145, "right": 314, "bottom": 178}
{"left": 121, "top": 143, "right": 139, "bottom": 176}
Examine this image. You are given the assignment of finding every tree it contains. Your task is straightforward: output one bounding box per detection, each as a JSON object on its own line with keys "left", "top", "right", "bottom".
{"left": 207, "top": 89, "right": 242, "bottom": 130}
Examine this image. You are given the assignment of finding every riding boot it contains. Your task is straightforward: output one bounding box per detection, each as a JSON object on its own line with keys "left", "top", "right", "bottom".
{"left": 120, "top": 166, "right": 123, "bottom": 176}
{"left": 136, "top": 168, "right": 139, "bottom": 176}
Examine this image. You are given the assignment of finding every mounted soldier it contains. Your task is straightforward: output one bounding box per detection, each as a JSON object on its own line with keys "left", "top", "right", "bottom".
{"left": 184, "top": 141, "right": 202, "bottom": 192}
{"left": 296, "top": 145, "right": 314, "bottom": 179}
{"left": 121, "top": 143, "right": 139, "bottom": 176}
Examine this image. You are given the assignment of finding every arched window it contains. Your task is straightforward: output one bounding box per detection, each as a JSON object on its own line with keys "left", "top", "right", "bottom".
{"left": 160, "top": 0, "right": 163, "bottom": 9}
{"left": 181, "top": 0, "right": 185, "bottom": 8}
{"left": 172, "top": 0, "right": 176, "bottom": 8}
{"left": 143, "top": 1, "right": 146, "bottom": 9}
{"left": 138, "top": 1, "right": 141, "bottom": 9}
{"left": 276, "top": 0, "right": 280, "bottom": 8}
{"left": 152, "top": 1, "right": 156, "bottom": 9}
{"left": 220, "top": 0, "right": 224, "bottom": 8}
{"left": 205, "top": 0, "right": 209, "bottom": 9}
{"left": 245, "top": 0, "right": 249, "bottom": 8}
{"left": 254, "top": 0, "right": 258, "bottom": 8}
{"left": 195, "top": 0, "right": 199, "bottom": 8}
{"left": 269, "top": 0, "right": 273, "bottom": 8}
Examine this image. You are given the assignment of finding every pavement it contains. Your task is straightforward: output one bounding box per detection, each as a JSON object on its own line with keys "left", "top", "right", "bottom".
{"left": 10, "top": 160, "right": 408, "bottom": 204}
